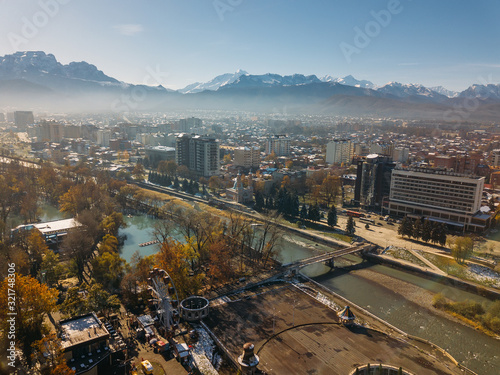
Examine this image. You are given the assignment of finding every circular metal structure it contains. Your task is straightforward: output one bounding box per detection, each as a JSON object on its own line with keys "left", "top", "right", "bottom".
{"left": 180, "top": 296, "right": 210, "bottom": 321}
{"left": 147, "top": 268, "right": 180, "bottom": 336}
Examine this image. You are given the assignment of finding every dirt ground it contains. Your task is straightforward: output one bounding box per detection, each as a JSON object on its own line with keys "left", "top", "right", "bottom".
{"left": 205, "top": 282, "right": 469, "bottom": 375}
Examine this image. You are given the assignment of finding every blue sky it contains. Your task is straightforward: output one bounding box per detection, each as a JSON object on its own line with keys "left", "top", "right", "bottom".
{"left": 1, "top": 0, "right": 499, "bottom": 91}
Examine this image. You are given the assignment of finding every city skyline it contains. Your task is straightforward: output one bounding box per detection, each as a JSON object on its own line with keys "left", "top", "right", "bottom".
{"left": 1, "top": 1, "right": 499, "bottom": 91}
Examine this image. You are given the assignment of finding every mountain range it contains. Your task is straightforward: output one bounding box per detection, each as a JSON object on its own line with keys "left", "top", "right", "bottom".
{"left": 1, "top": 51, "right": 499, "bottom": 122}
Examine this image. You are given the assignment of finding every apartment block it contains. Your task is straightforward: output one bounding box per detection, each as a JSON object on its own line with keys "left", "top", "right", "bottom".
{"left": 234, "top": 146, "right": 260, "bottom": 169}
{"left": 14, "top": 111, "right": 34, "bottom": 131}
{"left": 265, "top": 135, "right": 290, "bottom": 156}
{"left": 354, "top": 154, "right": 396, "bottom": 209}
{"left": 176, "top": 134, "right": 220, "bottom": 177}
{"left": 325, "top": 139, "right": 353, "bottom": 164}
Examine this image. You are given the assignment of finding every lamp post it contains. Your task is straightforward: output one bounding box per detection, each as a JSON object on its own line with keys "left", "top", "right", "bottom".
{"left": 272, "top": 307, "right": 280, "bottom": 335}
{"left": 292, "top": 299, "right": 297, "bottom": 327}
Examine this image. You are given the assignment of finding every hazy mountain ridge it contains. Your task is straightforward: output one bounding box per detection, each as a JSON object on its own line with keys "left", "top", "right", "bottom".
{"left": 0, "top": 51, "right": 118, "bottom": 84}
{"left": 1, "top": 51, "right": 500, "bottom": 121}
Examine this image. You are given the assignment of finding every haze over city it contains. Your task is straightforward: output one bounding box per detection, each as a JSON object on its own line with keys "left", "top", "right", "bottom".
{"left": 1, "top": 0, "right": 499, "bottom": 91}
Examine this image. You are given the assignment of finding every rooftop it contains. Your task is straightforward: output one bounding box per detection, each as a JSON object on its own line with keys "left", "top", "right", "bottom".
{"left": 13, "top": 218, "right": 81, "bottom": 235}
{"left": 60, "top": 313, "right": 109, "bottom": 349}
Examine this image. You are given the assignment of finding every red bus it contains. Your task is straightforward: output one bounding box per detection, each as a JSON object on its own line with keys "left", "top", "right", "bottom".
{"left": 346, "top": 210, "right": 365, "bottom": 218}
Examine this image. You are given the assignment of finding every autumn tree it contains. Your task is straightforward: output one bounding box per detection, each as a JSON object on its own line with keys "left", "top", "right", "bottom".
{"left": 0, "top": 274, "right": 58, "bottom": 365}
{"left": 59, "top": 180, "right": 105, "bottom": 216}
{"left": 156, "top": 238, "right": 203, "bottom": 300}
{"left": 62, "top": 227, "right": 95, "bottom": 283}
{"left": 157, "top": 160, "right": 178, "bottom": 176}
{"left": 207, "top": 239, "right": 235, "bottom": 285}
{"left": 208, "top": 175, "right": 222, "bottom": 193}
{"left": 174, "top": 208, "right": 221, "bottom": 267}
{"left": 132, "top": 163, "right": 145, "bottom": 181}
{"left": 251, "top": 213, "right": 282, "bottom": 267}
{"left": 320, "top": 175, "right": 341, "bottom": 207}
{"left": 177, "top": 165, "right": 191, "bottom": 179}
{"left": 31, "top": 333, "right": 75, "bottom": 375}
{"left": 37, "top": 163, "right": 60, "bottom": 204}
{"left": 0, "top": 171, "right": 21, "bottom": 225}
{"left": 26, "top": 230, "right": 49, "bottom": 277}
{"left": 100, "top": 212, "right": 127, "bottom": 237}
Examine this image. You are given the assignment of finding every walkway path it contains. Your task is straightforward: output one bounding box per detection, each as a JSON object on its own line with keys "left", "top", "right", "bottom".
{"left": 408, "top": 248, "right": 446, "bottom": 275}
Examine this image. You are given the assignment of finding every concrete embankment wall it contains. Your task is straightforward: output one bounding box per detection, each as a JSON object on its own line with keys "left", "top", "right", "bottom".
{"left": 364, "top": 253, "right": 500, "bottom": 300}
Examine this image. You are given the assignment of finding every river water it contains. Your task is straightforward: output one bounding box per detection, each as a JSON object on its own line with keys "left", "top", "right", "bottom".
{"left": 119, "top": 215, "right": 499, "bottom": 374}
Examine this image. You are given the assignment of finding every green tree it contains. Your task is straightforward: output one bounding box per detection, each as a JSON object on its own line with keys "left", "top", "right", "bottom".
{"left": 421, "top": 219, "right": 433, "bottom": 243}
{"left": 398, "top": 216, "right": 413, "bottom": 238}
{"left": 345, "top": 216, "right": 355, "bottom": 236}
{"left": 254, "top": 191, "right": 265, "bottom": 211}
{"left": 451, "top": 236, "right": 474, "bottom": 264}
{"left": 436, "top": 223, "right": 447, "bottom": 246}
{"left": 60, "top": 287, "right": 89, "bottom": 318}
{"left": 39, "top": 250, "right": 64, "bottom": 287}
{"left": 86, "top": 284, "right": 121, "bottom": 318}
{"left": 300, "top": 204, "right": 308, "bottom": 220}
{"left": 91, "top": 251, "right": 126, "bottom": 291}
{"left": 327, "top": 206, "right": 338, "bottom": 227}
{"left": 308, "top": 204, "right": 321, "bottom": 222}
{"left": 412, "top": 218, "right": 423, "bottom": 240}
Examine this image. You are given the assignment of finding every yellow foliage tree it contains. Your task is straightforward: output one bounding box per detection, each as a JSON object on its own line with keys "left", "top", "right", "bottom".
{"left": 155, "top": 238, "right": 203, "bottom": 300}
{"left": 0, "top": 274, "right": 58, "bottom": 365}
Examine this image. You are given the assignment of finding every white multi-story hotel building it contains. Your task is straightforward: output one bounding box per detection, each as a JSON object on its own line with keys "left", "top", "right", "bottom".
{"left": 388, "top": 168, "right": 487, "bottom": 231}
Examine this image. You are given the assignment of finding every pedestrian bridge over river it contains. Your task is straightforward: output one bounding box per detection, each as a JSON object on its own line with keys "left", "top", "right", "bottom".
{"left": 281, "top": 242, "right": 376, "bottom": 272}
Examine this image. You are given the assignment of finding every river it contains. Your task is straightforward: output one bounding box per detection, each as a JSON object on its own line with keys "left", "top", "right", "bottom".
{"left": 120, "top": 215, "right": 499, "bottom": 374}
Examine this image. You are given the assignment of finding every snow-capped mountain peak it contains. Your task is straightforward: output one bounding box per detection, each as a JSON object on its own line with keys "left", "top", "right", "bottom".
{"left": 459, "top": 84, "right": 500, "bottom": 100}
{"left": 377, "top": 81, "right": 445, "bottom": 99}
{"left": 319, "top": 74, "right": 337, "bottom": 82}
{"left": 429, "top": 86, "right": 458, "bottom": 98}
{"left": 179, "top": 70, "right": 248, "bottom": 93}
{"left": 334, "top": 75, "right": 376, "bottom": 89}
{"left": 0, "top": 51, "right": 118, "bottom": 83}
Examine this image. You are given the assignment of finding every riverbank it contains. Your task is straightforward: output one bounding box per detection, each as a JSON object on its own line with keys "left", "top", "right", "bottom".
{"left": 336, "top": 256, "right": 500, "bottom": 338}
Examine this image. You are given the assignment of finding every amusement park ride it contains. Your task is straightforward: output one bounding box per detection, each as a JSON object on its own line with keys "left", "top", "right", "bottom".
{"left": 147, "top": 268, "right": 180, "bottom": 337}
